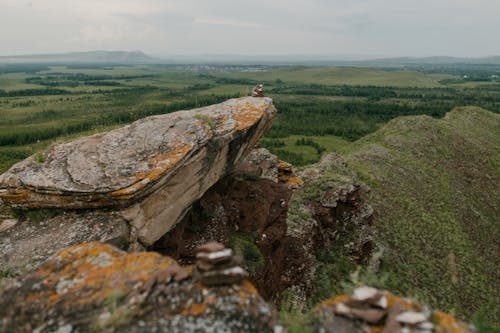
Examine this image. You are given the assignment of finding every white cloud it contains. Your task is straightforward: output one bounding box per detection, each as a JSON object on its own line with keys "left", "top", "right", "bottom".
{"left": 193, "top": 17, "right": 261, "bottom": 29}
{"left": 0, "top": 0, "right": 499, "bottom": 56}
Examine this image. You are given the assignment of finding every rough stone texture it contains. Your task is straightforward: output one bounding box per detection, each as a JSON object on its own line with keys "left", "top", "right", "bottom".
{"left": 240, "top": 148, "right": 303, "bottom": 190}
{"left": 282, "top": 153, "right": 374, "bottom": 310}
{"left": 312, "top": 286, "right": 475, "bottom": 333}
{"left": 0, "top": 242, "right": 282, "bottom": 333}
{"left": 152, "top": 152, "right": 306, "bottom": 302}
{"left": 0, "top": 97, "right": 276, "bottom": 245}
{"left": 0, "top": 208, "right": 130, "bottom": 274}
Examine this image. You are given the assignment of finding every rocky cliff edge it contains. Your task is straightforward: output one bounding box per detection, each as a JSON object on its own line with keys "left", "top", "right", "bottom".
{"left": 0, "top": 97, "right": 276, "bottom": 245}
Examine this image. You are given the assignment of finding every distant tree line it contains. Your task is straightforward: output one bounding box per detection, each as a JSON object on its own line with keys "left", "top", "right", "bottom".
{"left": 295, "top": 137, "right": 326, "bottom": 154}
{"left": 0, "top": 93, "right": 239, "bottom": 146}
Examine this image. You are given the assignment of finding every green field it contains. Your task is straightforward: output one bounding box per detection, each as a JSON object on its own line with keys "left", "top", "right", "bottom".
{"left": 1, "top": 63, "right": 499, "bottom": 172}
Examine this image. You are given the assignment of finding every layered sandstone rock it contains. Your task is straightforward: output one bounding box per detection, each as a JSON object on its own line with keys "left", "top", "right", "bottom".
{"left": 0, "top": 97, "right": 276, "bottom": 245}
{"left": 0, "top": 242, "right": 282, "bottom": 333}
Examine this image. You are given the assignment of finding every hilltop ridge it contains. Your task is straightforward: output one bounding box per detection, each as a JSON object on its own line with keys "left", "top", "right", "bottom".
{"left": 344, "top": 106, "right": 499, "bottom": 321}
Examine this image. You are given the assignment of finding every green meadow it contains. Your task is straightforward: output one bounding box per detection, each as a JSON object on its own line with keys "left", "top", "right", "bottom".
{"left": 0, "top": 63, "right": 499, "bottom": 173}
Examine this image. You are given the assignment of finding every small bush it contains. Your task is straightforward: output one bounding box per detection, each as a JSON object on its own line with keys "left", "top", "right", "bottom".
{"left": 229, "top": 233, "right": 264, "bottom": 272}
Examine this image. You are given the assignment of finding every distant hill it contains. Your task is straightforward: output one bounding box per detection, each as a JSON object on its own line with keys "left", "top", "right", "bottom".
{"left": 0, "top": 51, "right": 155, "bottom": 64}
{"left": 357, "top": 56, "right": 500, "bottom": 66}
{"left": 1, "top": 51, "right": 499, "bottom": 66}
{"left": 345, "top": 107, "right": 499, "bottom": 322}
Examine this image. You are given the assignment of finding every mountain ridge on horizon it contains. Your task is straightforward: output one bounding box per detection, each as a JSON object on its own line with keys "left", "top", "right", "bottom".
{"left": 1, "top": 50, "right": 500, "bottom": 65}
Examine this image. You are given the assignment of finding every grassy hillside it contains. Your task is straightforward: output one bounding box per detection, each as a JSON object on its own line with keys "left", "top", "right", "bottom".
{"left": 344, "top": 107, "right": 499, "bottom": 324}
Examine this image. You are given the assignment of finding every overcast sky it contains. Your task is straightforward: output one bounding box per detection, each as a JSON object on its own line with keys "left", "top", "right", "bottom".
{"left": 1, "top": 0, "right": 499, "bottom": 58}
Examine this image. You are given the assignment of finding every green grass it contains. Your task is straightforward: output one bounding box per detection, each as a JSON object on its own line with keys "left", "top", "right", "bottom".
{"left": 213, "top": 66, "right": 454, "bottom": 87}
{"left": 0, "top": 72, "right": 43, "bottom": 90}
{"left": 229, "top": 232, "right": 265, "bottom": 273}
{"left": 261, "top": 135, "right": 351, "bottom": 166}
{"left": 343, "top": 107, "right": 500, "bottom": 324}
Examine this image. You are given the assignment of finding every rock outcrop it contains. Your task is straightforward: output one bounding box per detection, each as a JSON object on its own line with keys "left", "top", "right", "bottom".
{"left": 312, "top": 286, "right": 475, "bottom": 333}
{"left": 152, "top": 148, "right": 306, "bottom": 302}
{"left": 0, "top": 209, "right": 130, "bottom": 274}
{"left": 0, "top": 97, "right": 276, "bottom": 246}
{"left": 282, "top": 153, "right": 374, "bottom": 310}
{"left": 0, "top": 242, "right": 283, "bottom": 333}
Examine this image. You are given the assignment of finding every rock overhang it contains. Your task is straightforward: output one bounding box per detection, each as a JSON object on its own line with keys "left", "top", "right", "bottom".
{"left": 0, "top": 97, "right": 276, "bottom": 210}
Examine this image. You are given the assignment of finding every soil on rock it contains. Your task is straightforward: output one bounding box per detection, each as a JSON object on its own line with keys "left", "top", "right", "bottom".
{"left": 153, "top": 167, "right": 305, "bottom": 302}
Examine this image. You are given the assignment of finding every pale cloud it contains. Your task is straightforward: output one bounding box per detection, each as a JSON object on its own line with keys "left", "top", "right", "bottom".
{"left": 193, "top": 17, "right": 262, "bottom": 29}
{"left": 0, "top": 0, "right": 499, "bottom": 57}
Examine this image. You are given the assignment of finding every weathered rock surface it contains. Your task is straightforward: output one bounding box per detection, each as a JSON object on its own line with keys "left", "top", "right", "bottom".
{"left": 0, "top": 242, "right": 282, "bottom": 333}
{"left": 312, "top": 286, "right": 475, "bottom": 333}
{"left": 152, "top": 149, "right": 306, "bottom": 302}
{"left": 0, "top": 97, "right": 276, "bottom": 245}
{"left": 282, "top": 153, "right": 374, "bottom": 310}
{"left": 0, "top": 208, "right": 130, "bottom": 274}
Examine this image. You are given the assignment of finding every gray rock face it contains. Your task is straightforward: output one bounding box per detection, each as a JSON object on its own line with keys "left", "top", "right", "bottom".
{"left": 0, "top": 208, "right": 130, "bottom": 274}
{"left": 0, "top": 97, "right": 276, "bottom": 245}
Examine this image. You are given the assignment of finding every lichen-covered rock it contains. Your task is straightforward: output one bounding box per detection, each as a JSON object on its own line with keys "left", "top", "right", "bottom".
{"left": 240, "top": 148, "right": 303, "bottom": 189}
{"left": 312, "top": 286, "right": 475, "bottom": 333}
{"left": 0, "top": 97, "right": 276, "bottom": 245}
{"left": 0, "top": 242, "right": 283, "bottom": 333}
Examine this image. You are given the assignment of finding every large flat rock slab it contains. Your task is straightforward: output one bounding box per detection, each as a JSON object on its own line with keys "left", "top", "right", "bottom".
{"left": 0, "top": 97, "right": 276, "bottom": 245}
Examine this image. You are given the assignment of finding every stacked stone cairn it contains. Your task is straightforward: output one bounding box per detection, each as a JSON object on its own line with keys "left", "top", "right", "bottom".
{"left": 195, "top": 242, "right": 248, "bottom": 286}
{"left": 252, "top": 83, "right": 265, "bottom": 97}
{"left": 321, "top": 286, "right": 474, "bottom": 333}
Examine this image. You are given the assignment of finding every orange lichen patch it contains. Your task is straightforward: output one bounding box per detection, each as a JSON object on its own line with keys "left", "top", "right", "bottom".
{"left": 277, "top": 161, "right": 292, "bottom": 171}
{"left": 434, "top": 311, "right": 472, "bottom": 333}
{"left": 241, "top": 279, "right": 259, "bottom": 296}
{"left": 383, "top": 292, "right": 421, "bottom": 311}
{"left": 233, "top": 102, "right": 266, "bottom": 131}
{"left": 24, "top": 292, "right": 48, "bottom": 303}
{"left": 284, "top": 175, "right": 303, "bottom": 190}
{"left": 316, "top": 294, "right": 351, "bottom": 309}
{"left": 182, "top": 303, "right": 208, "bottom": 316}
{"left": 110, "top": 144, "right": 193, "bottom": 199}
{"left": 28, "top": 242, "right": 178, "bottom": 308}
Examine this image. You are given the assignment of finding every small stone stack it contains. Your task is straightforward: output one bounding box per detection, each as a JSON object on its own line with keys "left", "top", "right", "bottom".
{"left": 252, "top": 84, "right": 265, "bottom": 97}
{"left": 195, "top": 242, "right": 248, "bottom": 286}
{"left": 317, "top": 286, "right": 475, "bottom": 333}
